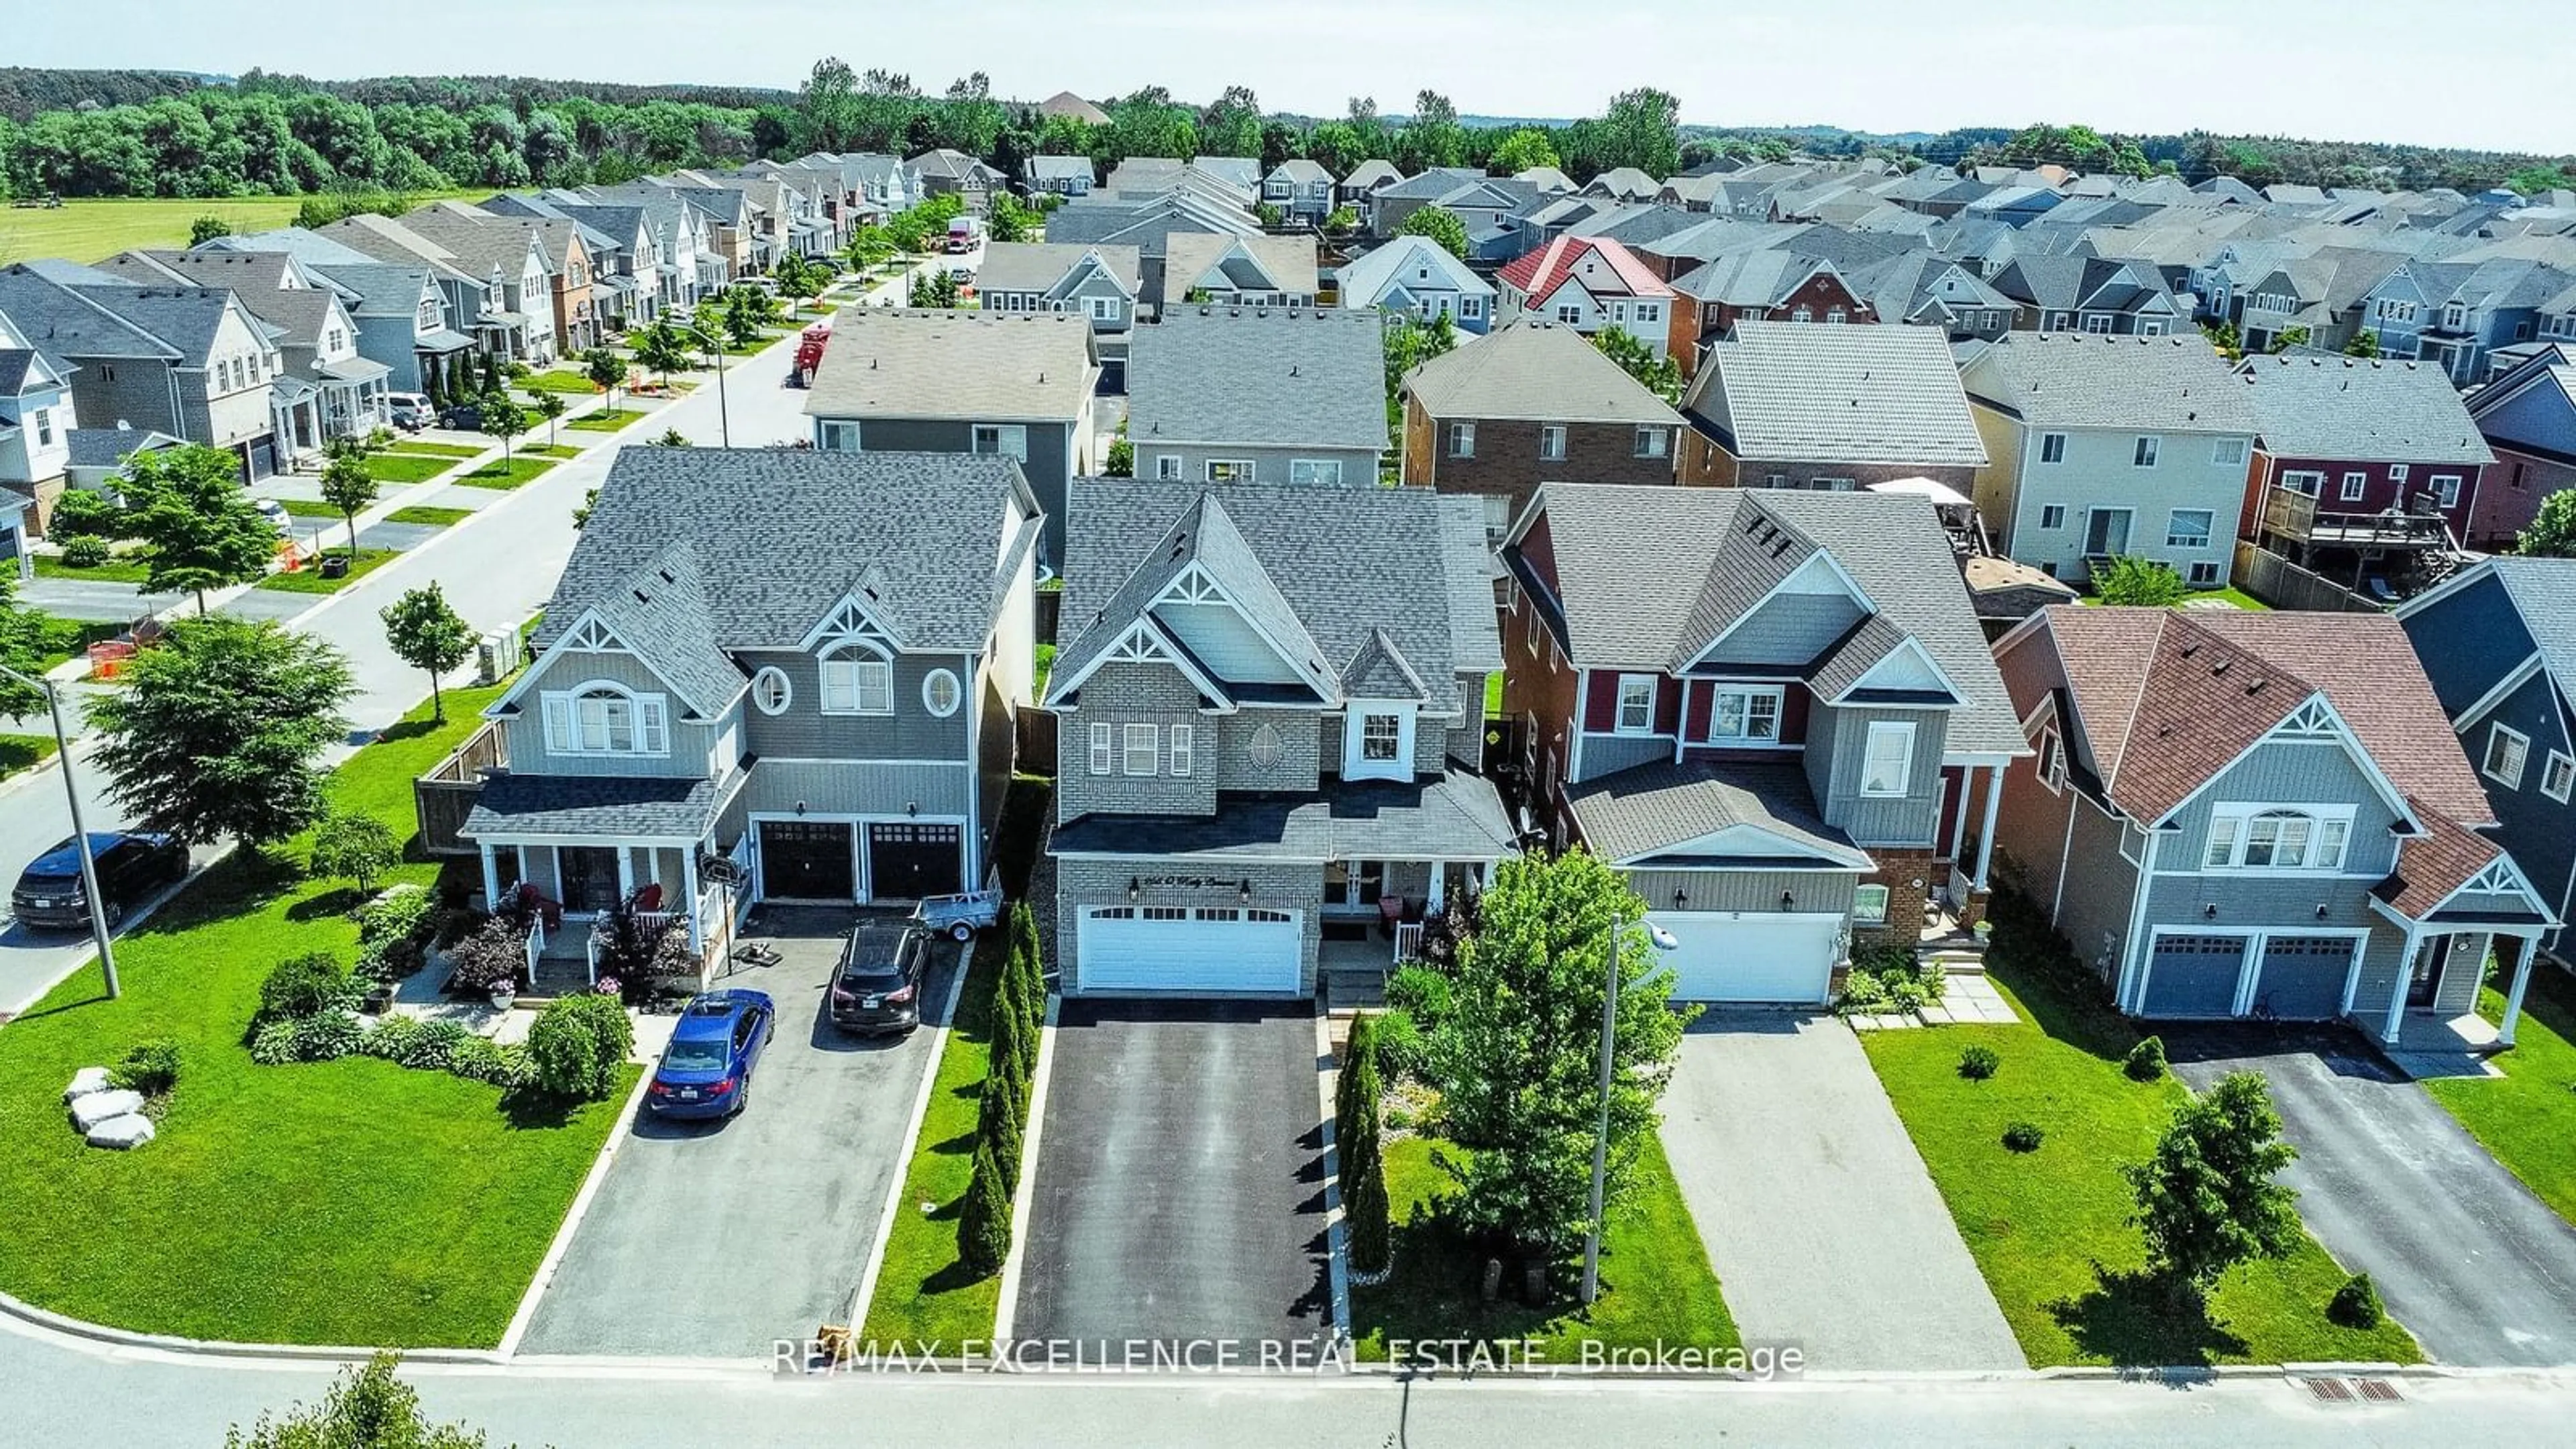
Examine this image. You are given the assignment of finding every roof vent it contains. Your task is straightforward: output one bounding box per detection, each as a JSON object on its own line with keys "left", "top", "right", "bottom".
{"left": 2210, "top": 657, "right": 2231, "bottom": 676}
{"left": 632, "top": 588, "right": 650, "bottom": 604}
{"left": 2245, "top": 677, "right": 2267, "bottom": 695}
{"left": 2178, "top": 641, "right": 2199, "bottom": 658}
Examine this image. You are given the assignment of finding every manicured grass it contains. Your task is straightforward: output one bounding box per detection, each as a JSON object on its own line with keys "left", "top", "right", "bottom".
{"left": 31, "top": 613, "right": 125, "bottom": 672}
{"left": 0, "top": 731, "right": 59, "bottom": 782}
{"left": 275, "top": 498, "right": 343, "bottom": 521}
{"left": 516, "top": 370, "right": 605, "bottom": 395}
{"left": 1352, "top": 1131, "right": 1738, "bottom": 1362}
{"left": 527, "top": 442, "right": 581, "bottom": 458}
{"left": 0, "top": 681, "right": 631, "bottom": 1346}
{"left": 361, "top": 452, "right": 463, "bottom": 486}
{"left": 1862, "top": 926, "right": 2421, "bottom": 1367}
{"left": 32, "top": 553, "right": 153, "bottom": 585}
{"left": 0, "top": 194, "right": 484, "bottom": 264}
{"left": 256, "top": 547, "right": 400, "bottom": 594}
{"left": 858, "top": 938, "right": 1002, "bottom": 1346}
{"left": 385, "top": 441, "right": 484, "bottom": 459}
{"left": 1484, "top": 672, "right": 1503, "bottom": 716}
{"left": 566, "top": 408, "right": 645, "bottom": 433}
{"left": 1032, "top": 643, "right": 1055, "bottom": 698}
{"left": 453, "top": 456, "right": 557, "bottom": 490}
{"left": 2079, "top": 587, "right": 2270, "bottom": 612}
{"left": 387, "top": 505, "right": 473, "bottom": 527}
{"left": 2427, "top": 975, "right": 2576, "bottom": 1226}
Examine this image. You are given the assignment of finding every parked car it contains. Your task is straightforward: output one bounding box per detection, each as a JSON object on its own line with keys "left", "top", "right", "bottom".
{"left": 646, "top": 990, "right": 775, "bottom": 1118}
{"left": 914, "top": 889, "right": 1001, "bottom": 943}
{"left": 9, "top": 831, "right": 188, "bottom": 931}
{"left": 253, "top": 498, "right": 292, "bottom": 533}
{"left": 437, "top": 402, "right": 484, "bottom": 431}
{"left": 386, "top": 392, "right": 433, "bottom": 431}
{"left": 828, "top": 923, "right": 933, "bottom": 1035}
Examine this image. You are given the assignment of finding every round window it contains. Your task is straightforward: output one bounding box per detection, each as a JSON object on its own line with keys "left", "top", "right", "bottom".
{"left": 922, "top": 668, "right": 962, "bottom": 718}
{"left": 1248, "top": 722, "right": 1284, "bottom": 769}
{"left": 751, "top": 666, "right": 792, "bottom": 716}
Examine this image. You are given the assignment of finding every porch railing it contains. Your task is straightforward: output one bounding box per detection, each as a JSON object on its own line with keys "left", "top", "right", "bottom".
{"left": 524, "top": 917, "right": 545, "bottom": 986}
{"left": 1393, "top": 921, "right": 1425, "bottom": 963}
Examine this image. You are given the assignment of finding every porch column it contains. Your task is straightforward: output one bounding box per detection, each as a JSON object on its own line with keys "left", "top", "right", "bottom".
{"left": 479, "top": 841, "right": 500, "bottom": 908}
{"left": 2381, "top": 924, "right": 2421, "bottom": 1045}
{"left": 2501, "top": 933, "right": 2540, "bottom": 1048}
{"left": 1972, "top": 764, "right": 2003, "bottom": 889}
{"left": 1427, "top": 861, "right": 1446, "bottom": 912}
{"left": 615, "top": 847, "right": 635, "bottom": 902}
{"left": 681, "top": 847, "right": 704, "bottom": 954}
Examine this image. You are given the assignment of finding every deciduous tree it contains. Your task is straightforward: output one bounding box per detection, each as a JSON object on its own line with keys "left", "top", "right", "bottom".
{"left": 225, "top": 1351, "right": 492, "bottom": 1449}
{"left": 120, "top": 443, "right": 278, "bottom": 614}
{"left": 380, "top": 582, "right": 476, "bottom": 722}
{"left": 531, "top": 388, "right": 567, "bottom": 447}
{"left": 2125, "top": 1071, "right": 2300, "bottom": 1301}
{"left": 309, "top": 809, "right": 400, "bottom": 897}
{"left": 1397, "top": 204, "right": 1469, "bottom": 260}
{"left": 2519, "top": 490, "right": 2576, "bottom": 558}
{"left": 317, "top": 449, "right": 378, "bottom": 561}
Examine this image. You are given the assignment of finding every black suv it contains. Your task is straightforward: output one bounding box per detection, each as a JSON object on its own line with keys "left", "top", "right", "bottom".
{"left": 10, "top": 832, "right": 187, "bottom": 931}
{"left": 826, "top": 923, "right": 933, "bottom": 1035}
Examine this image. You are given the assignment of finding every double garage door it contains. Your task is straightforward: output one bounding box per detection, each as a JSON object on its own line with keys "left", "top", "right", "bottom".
{"left": 1646, "top": 912, "right": 1843, "bottom": 1004}
{"left": 756, "top": 820, "right": 964, "bottom": 902}
{"left": 2139, "top": 933, "right": 2358, "bottom": 1020}
{"left": 1077, "top": 906, "right": 1302, "bottom": 994}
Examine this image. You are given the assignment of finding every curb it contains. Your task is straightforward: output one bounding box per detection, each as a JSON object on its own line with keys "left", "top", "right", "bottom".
{"left": 0, "top": 1284, "right": 500, "bottom": 1367}
{"left": 1312, "top": 1000, "right": 1353, "bottom": 1348}
{"left": 845, "top": 937, "right": 976, "bottom": 1333}
{"left": 496, "top": 1040, "right": 663, "bottom": 1357}
{"left": 991, "top": 987, "right": 1059, "bottom": 1345}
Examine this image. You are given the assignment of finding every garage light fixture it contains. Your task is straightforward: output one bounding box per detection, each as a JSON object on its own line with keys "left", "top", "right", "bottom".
{"left": 2315, "top": 902, "right": 2329, "bottom": 919}
{"left": 906, "top": 801, "right": 918, "bottom": 818}
{"left": 2203, "top": 903, "right": 2219, "bottom": 919}
{"left": 1674, "top": 887, "right": 1688, "bottom": 910}
{"left": 1128, "top": 877, "right": 1140, "bottom": 902}
{"left": 796, "top": 800, "right": 808, "bottom": 816}
{"left": 1779, "top": 890, "right": 1795, "bottom": 910}
{"left": 1240, "top": 879, "right": 1254, "bottom": 904}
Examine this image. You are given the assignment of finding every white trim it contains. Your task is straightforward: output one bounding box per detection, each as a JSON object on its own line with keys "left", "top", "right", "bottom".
{"left": 745, "top": 810, "right": 973, "bottom": 906}
{"left": 1860, "top": 720, "right": 1916, "bottom": 798}
{"left": 2544, "top": 750, "right": 2575, "bottom": 804}
{"left": 2149, "top": 689, "right": 2420, "bottom": 836}
{"left": 1612, "top": 673, "right": 1658, "bottom": 736}
{"left": 2450, "top": 652, "right": 2544, "bottom": 733}
{"left": 1692, "top": 681, "right": 1788, "bottom": 745}
{"left": 749, "top": 666, "right": 792, "bottom": 716}
{"left": 1684, "top": 549, "right": 1878, "bottom": 670}
{"left": 921, "top": 667, "right": 962, "bottom": 718}
{"left": 1827, "top": 635, "right": 1966, "bottom": 707}
{"left": 2484, "top": 721, "right": 2532, "bottom": 790}
{"left": 1044, "top": 616, "right": 1234, "bottom": 710}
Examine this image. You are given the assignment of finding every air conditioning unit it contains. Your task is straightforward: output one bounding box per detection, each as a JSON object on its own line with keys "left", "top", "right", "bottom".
{"left": 475, "top": 628, "right": 525, "bottom": 685}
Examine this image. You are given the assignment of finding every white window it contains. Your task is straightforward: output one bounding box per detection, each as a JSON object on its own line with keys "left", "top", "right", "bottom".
{"left": 2209, "top": 437, "right": 2247, "bottom": 467}
{"left": 2038, "top": 433, "right": 2066, "bottom": 464}
{"left": 31, "top": 408, "right": 51, "bottom": 446}
{"left": 1611, "top": 302, "right": 1628, "bottom": 323}
{"left": 2039, "top": 504, "right": 2066, "bottom": 529}
{"left": 2281, "top": 470, "right": 2324, "bottom": 496}
{"left": 1791, "top": 305, "right": 1813, "bottom": 322}
{"left": 2432, "top": 474, "right": 2462, "bottom": 508}
{"left": 818, "top": 420, "right": 860, "bottom": 451}
{"left": 2133, "top": 435, "right": 2161, "bottom": 468}
{"left": 1089, "top": 721, "right": 1113, "bottom": 774}
{"left": 819, "top": 647, "right": 893, "bottom": 714}
{"left": 1087, "top": 296, "right": 1118, "bottom": 321}
{"left": 2082, "top": 313, "right": 2113, "bottom": 334}
{"left": 1555, "top": 304, "right": 1582, "bottom": 325}
{"left": 2165, "top": 509, "right": 2213, "bottom": 549}
{"left": 542, "top": 685, "right": 669, "bottom": 757}
{"left": 1633, "top": 427, "right": 1668, "bottom": 459}
{"left": 2202, "top": 813, "right": 2239, "bottom": 869}
{"left": 1288, "top": 458, "right": 1343, "bottom": 486}
{"left": 1123, "top": 722, "right": 1159, "bottom": 775}
{"left": 1633, "top": 303, "right": 1660, "bottom": 324}
{"left": 751, "top": 667, "right": 792, "bottom": 716}
{"left": 2039, "top": 731, "right": 2066, "bottom": 793}
{"left": 1460, "top": 296, "right": 1481, "bottom": 319}
{"left": 1155, "top": 454, "right": 1182, "bottom": 481}
{"left": 922, "top": 668, "right": 961, "bottom": 717}
{"left": 1613, "top": 674, "right": 1657, "bottom": 735}
{"left": 1205, "top": 459, "right": 1253, "bottom": 482}
{"left": 1170, "top": 723, "right": 1193, "bottom": 776}
{"left": 2545, "top": 751, "right": 2575, "bottom": 803}
{"left": 1538, "top": 425, "right": 1566, "bottom": 461}
{"left": 2204, "top": 805, "right": 2355, "bottom": 871}
{"left": 1860, "top": 720, "right": 1915, "bottom": 797}
{"left": 2390, "top": 464, "right": 2409, "bottom": 487}
{"left": 2188, "top": 561, "right": 2222, "bottom": 586}
{"left": 971, "top": 423, "right": 1028, "bottom": 462}
{"left": 2486, "top": 723, "right": 2531, "bottom": 789}
{"left": 2340, "top": 471, "right": 2369, "bottom": 502}
{"left": 1705, "top": 685, "right": 1784, "bottom": 742}
{"left": 1360, "top": 712, "right": 1403, "bottom": 762}
{"left": 1853, "top": 883, "right": 1890, "bottom": 925}
{"left": 1449, "top": 422, "right": 1475, "bottom": 458}
{"left": 1825, "top": 306, "right": 1847, "bottom": 324}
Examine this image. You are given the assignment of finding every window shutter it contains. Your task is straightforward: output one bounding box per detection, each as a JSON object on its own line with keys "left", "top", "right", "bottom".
{"left": 542, "top": 694, "right": 571, "bottom": 753}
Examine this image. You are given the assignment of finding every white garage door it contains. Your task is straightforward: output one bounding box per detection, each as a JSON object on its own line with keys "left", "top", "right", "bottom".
{"left": 1648, "top": 911, "right": 1844, "bottom": 1004}
{"left": 1077, "top": 906, "right": 1303, "bottom": 994}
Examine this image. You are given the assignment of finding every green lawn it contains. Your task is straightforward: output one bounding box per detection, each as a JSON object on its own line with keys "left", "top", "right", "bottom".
{"left": 857, "top": 939, "right": 1003, "bottom": 1346}
{"left": 517, "top": 370, "right": 605, "bottom": 395}
{"left": 32, "top": 553, "right": 153, "bottom": 585}
{"left": 1032, "top": 643, "right": 1055, "bottom": 698}
{"left": 1484, "top": 672, "right": 1504, "bottom": 716}
{"left": 0, "top": 194, "right": 485, "bottom": 264}
{"left": 453, "top": 456, "right": 557, "bottom": 490}
{"left": 0, "top": 732, "right": 59, "bottom": 782}
{"left": 1352, "top": 1132, "right": 1738, "bottom": 1363}
{"left": 361, "top": 452, "right": 463, "bottom": 486}
{"left": 385, "top": 441, "right": 484, "bottom": 459}
{"left": 566, "top": 409, "right": 645, "bottom": 433}
{"left": 1862, "top": 920, "right": 2421, "bottom": 1367}
{"left": 0, "top": 681, "right": 631, "bottom": 1346}
{"left": 256, "top": 547, "right": 400, "bottom": 594}
{"left": 527, "top": 442, "right": 581, "bottom": 458}
{"left": 276, "top": 498, "right": 341, "bottom": 521}
{"left": 2079, "top": 587, "right": 2269, "bottom": 612}
{"left": 387, "top": 505, "right": 473, "bottom": 528}
{"left": 2427, "top": 975, "right": 2576, "bottom": 1226}
{"left": 32, "top": 613, "right": 125, "bottom": 672}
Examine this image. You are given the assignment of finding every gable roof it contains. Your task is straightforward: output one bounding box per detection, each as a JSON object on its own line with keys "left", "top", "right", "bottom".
{"left": 1401, "top": 320, "right": 1682, "bottom": 426}
{"left": 1566, "top": 761, "right": 1872, "bottom": 869}
{"left": 2483, "top": 556, "right": 2576, "bottom": 688}
{"left": 1498, "top": 235, "right": 1671, "bottom": 305}
{"left": 804, "top": 307, "right": 1096, "bottom": 421}
{"left": 1961, "top": 333, "right": 2257, "bottom": 435}
{"left": 1683, "top": 321, "right": 1988, "bottom": 468}
{"left": 1128, "top": 307, "right": 1385, "bottom": 452}
{"left": 973, "top": 241, "right": 1140, "bottom": 297}
{"left": 1160, "top": 231, "right": 1320, "bottom": 303}
{"left": 1335, "top": 235, "right": 1494, "bottom": 309}
{"left": 2239, "top": 354, "right": 2494, "bottom": 464}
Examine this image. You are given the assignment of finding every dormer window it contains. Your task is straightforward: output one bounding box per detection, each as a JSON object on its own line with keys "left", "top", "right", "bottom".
{"left": 2202, "top": 805, "right": 2353, "bottom": 872}
{"left": 819, "top": 643, "right": 893, "bottom": 714}
{"left": 543, "top": 682, "right": 669, "bottom": 757}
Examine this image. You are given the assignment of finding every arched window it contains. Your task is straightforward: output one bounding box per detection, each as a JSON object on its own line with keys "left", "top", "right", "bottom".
{"left": 542, "top": 681, "right": 669, "bottom": 756}
{"left": 2204, "top": 806, "right": 2351, "bottom": 871}
{"left": 818, "top": 642, "right": 893, "bottom": 715}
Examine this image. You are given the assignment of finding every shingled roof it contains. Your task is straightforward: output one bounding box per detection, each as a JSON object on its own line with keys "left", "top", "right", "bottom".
{"left": 1961, "top": 333, "right": 2257, "bottom": 435}
{"left": 1401, "top": 320, "right": 1682, "bottom": 425}
{"left": 1128, "top": 307, "right": 1385, "bottom": 452}
{"left": 1682, "top": 321, "right": 1988, "bottom": 468}
{"left": 2238, "top": 354, "right": 2494, "bottom": 464}
{"left": 804, "top": 308, "right": 1097, "bottom": 421}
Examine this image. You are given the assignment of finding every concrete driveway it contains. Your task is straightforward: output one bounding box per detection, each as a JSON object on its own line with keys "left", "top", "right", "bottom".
{"left": 517, "top": 908, "right": 951, "bottom": 1357}
{"left": 1011, "top": 1000, "right": 1331, "bottom": 1353}
{"left": 2169, "top": 1026, "right": 2576, "bottom": 1366}
{"left": 1662, "top": 1012, "right": 2025, "bottom": 1370}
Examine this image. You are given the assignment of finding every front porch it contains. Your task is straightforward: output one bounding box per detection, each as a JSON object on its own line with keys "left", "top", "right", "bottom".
{"left": 1318, "top": 856, "right": 1485, "bottom": 1002}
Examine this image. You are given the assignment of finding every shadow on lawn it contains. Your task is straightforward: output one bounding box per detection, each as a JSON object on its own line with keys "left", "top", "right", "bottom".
{"left": 1981, "top": 889, "right": 2142, "bottom": 1063}
{"left": 2048, "top": 1265, "right": 2251, "bottom": 1366}
{"left": 1353, "top": 1160, "right": 1668, "bottom": 1352}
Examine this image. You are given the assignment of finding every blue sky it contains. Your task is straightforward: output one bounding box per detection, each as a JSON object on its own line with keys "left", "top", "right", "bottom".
{"left": 15, "top": 0, "right": 2574, "bottom": 154}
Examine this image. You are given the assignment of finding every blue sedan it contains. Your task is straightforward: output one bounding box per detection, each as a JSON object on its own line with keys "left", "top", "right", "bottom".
{"left": 645, "top": 990, "right": 775, "bottom": 1119}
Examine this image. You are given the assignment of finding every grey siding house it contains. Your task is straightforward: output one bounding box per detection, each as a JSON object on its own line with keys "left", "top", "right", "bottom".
{"left": 1043, "top": 480, "right": 1514, "bottom": 997}
{"left": 1990, "top": 606, "right": 2554, "bottom": 1044}
{"left": 804, "top": 307, "right": 1097, "bottom": 564}
{"left": 1128, "top": 307, "right": 1386, "bottom": 488}
{"left": 972, "top": 243, "right": 1142, "bottom": 390}
{"left": 449, "top": 448, "right": 1042, "bottom": 969}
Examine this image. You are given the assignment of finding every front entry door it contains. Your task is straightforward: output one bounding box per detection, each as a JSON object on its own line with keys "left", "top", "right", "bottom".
{"left": 2407, "top": 936, "right": 2451, "bottom": 1008}
{"left": 759, "top": 820, "right": 856, "bottom": 900}
{"left": 557, "top": 847, "right": 620, "bottom": 912}
{"left": 867, "top": 822, "right": 962, "bottom": 900}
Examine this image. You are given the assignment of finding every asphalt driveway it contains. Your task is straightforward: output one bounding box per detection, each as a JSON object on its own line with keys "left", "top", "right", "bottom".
{"left": 1662, "top": 1012, "right": 2025, "bottom": 1370}
{"left": 2170, "top": 1026, "right": 2576, "bottom": 1366}
{"left": 1011, "top": 1000, "right": 1330, "bottom": 1354}
{"left": 518, "top": 908, "right": 951, "bottom": 1357}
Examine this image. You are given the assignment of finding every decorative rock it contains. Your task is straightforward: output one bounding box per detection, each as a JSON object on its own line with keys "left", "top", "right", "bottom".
{"left": 62, "top": 1067, "right": 113, "bottom": 1103}
{"left": 85, "top": 1114, "right": 155, "bottom": 1149}
{"left": 70, "top": 1089, "right": 146, "bottom": 1132}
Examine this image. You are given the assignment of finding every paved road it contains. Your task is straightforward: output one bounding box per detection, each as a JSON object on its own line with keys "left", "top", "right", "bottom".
{"left": 2171, "top": 1026, "right": 2576, "bottom": 1366}
{"left": 1662, "top": 1012, "right": 2025, "bottom": 1371}
{"left": 520, "top": 909, "right": 949, "bottom": 1357}
{"left": 0, "top": 326, "right": 818, "bottom": 1015}
{"left": 1013, "top": 1000, "right": 1331, "bottom": 1352}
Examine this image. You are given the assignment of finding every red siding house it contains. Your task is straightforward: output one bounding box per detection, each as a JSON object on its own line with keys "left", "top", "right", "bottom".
{"left": 2238, "top": 355, "right": 2494, "bottom": 582}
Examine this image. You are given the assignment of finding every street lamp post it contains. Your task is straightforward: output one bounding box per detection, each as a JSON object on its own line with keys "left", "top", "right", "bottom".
{"left": 0, "top": 661, "right": 119, "bottom": 998}
{"left": 1582, "top": 906, "right": 1676, "bottom": 1305}
{"left": 696, "top": 327, "right": 731, "bottom": 448}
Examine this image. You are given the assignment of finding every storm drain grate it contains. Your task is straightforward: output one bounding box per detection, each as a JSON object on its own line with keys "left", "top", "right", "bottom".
{"left": 2354, "top": 1379, "right": 2404, "bottom": 1403}
{"left": 2302, "top": 1377, "right": 2357, "bottom": 1403}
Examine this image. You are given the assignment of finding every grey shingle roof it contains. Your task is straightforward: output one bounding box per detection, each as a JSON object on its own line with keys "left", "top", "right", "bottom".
{"left": 1049, "top": 769, "right": 1517, "bottom": 861}
{"left": 64, "top": 427, "right": 180, "bottom": 467}
{"left": 804, "top": 308, "right": 1096, "bottom": 421}
{"left": 1684, "top": 321, "right": 1988, "bottom": 468}
{"left": 1332, "top": 236, "right": 1493, "bottom": 311}
{"left": 1128, "top": 307, "right": 1385, "bottom": 452}
{"left": 2485, "top": 557, "right": 2576, "bottom": 689}
{"left": 464, "top": 769, "right": 745, "bottom": 842}
{"left": 2239, "top": 354, "right": 2493, "bottom": 464}
{"left": 0, "top": 268, "right": 179, "bottom": 364}
{"left": 1057, "top": 480, "right": 1494, "bottom": 718}
{"left": 1402, "top": 320, "right": 1681, "bottom": 425}
{"left": 543, "top": 447, "right": 1042, "bottom": 659}
{"left": 971, "top": 242, "right": 1139, "bottom": 297}
{"left": 1159, "top": 232, "right": 1320, "bottom": 304}
{"left": 1960, "top": 332, "right": 2256, "bottom": 435}
{"left": 1507, "top": 483, "right": 2024, "bottom": 755}
{"left": 1565, "top": 761, "right": 1870, "bottom": 867}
